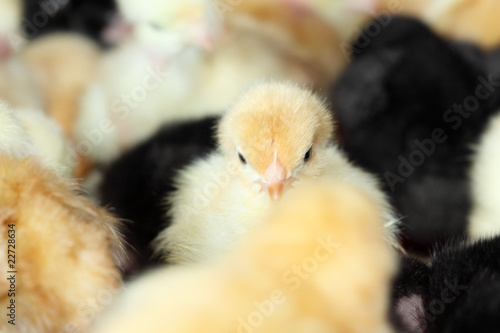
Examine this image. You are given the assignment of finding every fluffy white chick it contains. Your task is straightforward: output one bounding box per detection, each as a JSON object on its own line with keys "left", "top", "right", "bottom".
{"left": 76, "top": 0, "right": 344, "bottom": 164}
{"left": 75, "top": 0, "right": 219, "bottom": 163}
{"left": 155, "top": 82, "right": 399, "bottom": 264}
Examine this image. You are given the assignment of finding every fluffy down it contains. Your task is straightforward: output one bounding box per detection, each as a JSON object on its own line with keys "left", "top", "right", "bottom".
{"left": 0, "top": 103, "right": 75, "bottom": 176}
{"left": 92, "top": 180, "right": 397, "bottom": 333}
{"left": 0, "top": 103, "right": 35, "bottom": 159}
{"left": 392, "top": 236, "right": 500, "bottom": 333}
{"left": 156, "top": 82, "right": 398, "bottom": 264}
{"left": 0, "top": 156, "right": 124, "bottom": 333}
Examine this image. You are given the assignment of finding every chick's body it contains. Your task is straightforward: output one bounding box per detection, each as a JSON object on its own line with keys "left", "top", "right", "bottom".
{"left": 156, "top": 82, "right": 397, "bottom": 264}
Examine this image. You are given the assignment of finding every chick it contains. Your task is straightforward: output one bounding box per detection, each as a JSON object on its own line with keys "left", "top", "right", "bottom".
{"left": 0, "top": 0, "right": 22, "bottom": 60}
{"left": 424, "top": 0, "right": 500, "bottom": 50}
{"left": 0, "top": 156, "right": 124, "bottom": 333}
{"left": 92, "top": 180, "right": 397, "bottom": 333}
{"left": 0, "top": 103, "right": 75, "bottom": 176}
{"left": 74, "top": 0, "right": 218, "bottom": 163}
{"left": 155, "top": 82, "right": 398, "bottom": 264}
{"left": 330, "top": 17, "right": 493, "bottom": 253}
{"left": 392, "top": 236, "right": 500, "bottom": 333}
{"left": 0, "top": 0, "right": 43, "bottom": 111}
{"left": 20, "top": 33, "right": 100, "bottom": 138}
{"left": 75, "top": 0, "right": 344, "bottom": 164}
{"left": 99, "top": 116, "right": 218, "bottom": 277}
{"left": 21, "top": 0, "right": 117, "bottom": 46}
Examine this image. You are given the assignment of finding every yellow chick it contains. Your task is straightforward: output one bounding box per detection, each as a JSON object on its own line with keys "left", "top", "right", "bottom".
{"left": 92, "top": 180, "right": 397, "bottom": 333}
{"left": 155, "top": 82, "right": 399, "bottom": 264}
{"left": 0, "top": 156, "right": 124, "bottom": 333}
{"left": 424, "top": 0, "right": 500, "bottom": 49}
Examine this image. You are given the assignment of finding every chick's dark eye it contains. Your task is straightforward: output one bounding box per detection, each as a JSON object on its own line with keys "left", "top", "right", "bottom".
{"left": 304, "top": 148, "right": 312, "bottom": 162}
{"left": 238, "top": 152, "right": 247, "bottom": 165}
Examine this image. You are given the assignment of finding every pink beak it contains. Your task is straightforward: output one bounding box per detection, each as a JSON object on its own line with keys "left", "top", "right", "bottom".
{"left": 263, "top": 156, "right": 287, "bottom": 200}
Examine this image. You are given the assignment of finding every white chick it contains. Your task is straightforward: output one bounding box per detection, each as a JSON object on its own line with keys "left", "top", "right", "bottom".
{"left": 155, "top": 81, "right": 399, "bottom": 264}
{"left": 74, "top": 0, "right": 218, "bottom": 163}
{"left": 92, "top": 180, "right": 397, "bottom": 333}
{"left": 75, "top": 0, "right": 344, "bottom": 164}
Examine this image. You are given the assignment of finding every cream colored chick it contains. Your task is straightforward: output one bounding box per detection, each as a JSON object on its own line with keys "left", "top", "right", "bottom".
{"left": 0, "top": 103, "right": 35, "bottom": 158}
{"left": 74, "top": 0, "right": 218, "bottom": 163}
{"left": 0, "top": 156, "right": 124, "bottom": 333}
{"left": 469, "top": 111, "right": 500, "bottom": 240}
{"left": 0, "top": 0, "right": 43, "bottom": 110}
{"left": 0, "top": 103, "right": 75, "bottom": 176}
{"left": 20, "top": 33, "right": 101, "bottom": 138}
{"left": 155, "top": 82, "right": 399, "bottom": 264}
{"left": 92, "top": 181, "right": 396, "bottom": 333}
{"left": 0, "top": 0, "right": 22, "bottom": 59}
{"left": 75, "top": 0, "right": 344, "bottom": 164}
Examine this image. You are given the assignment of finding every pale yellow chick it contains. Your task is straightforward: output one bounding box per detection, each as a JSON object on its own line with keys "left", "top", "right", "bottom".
{"left": 155, "top": 82, "right": 399, "bottom": 264}
{"left": 92, "top": 181, "right": 397, "bottom": 333}
{"left": 0, "top": 156, "right": 124, "bottom": 333}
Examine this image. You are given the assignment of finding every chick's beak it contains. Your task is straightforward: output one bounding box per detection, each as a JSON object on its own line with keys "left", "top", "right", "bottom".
{"left": 263, "top": 156, "right": 287, "bottom": 200}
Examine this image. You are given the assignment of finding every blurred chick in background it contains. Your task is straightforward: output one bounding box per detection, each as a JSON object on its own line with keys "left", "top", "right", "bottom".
{"left": 0, "top": 0, "right": 22, "bottom": 59}
{"left": 0, "top": 156, "right": 124, "bottom": 333}
{"left": 99, "top": 116, "right": 218, "bottom": 276}
{"left": 0, "top": 0, "right": 43, "bottom": 110}
{"left": 0, "top": 0, "right": 105, "bottom": 178}
{"left": 74, "top": 0, "right": 345, "bottom": 164}
{"left": 92, "top": 181, "right": 397, "bottom": 333}
{"left": 1, "top": 101, "right": 122, "bottom": 333}
{"left": 392, "top": 236, "right": 500, "bottom": 333}
{"left": 0, "top": 103, "right": 75, "bottom": 176}
{"left": 330, "top": 17, "right": 493, "bottom": 254}
{"left": 155, "top": 82, "right": 399, "bottom": 264}
{"left": 424, "top": 0, "right": 500, "bottom": 50}
{"left": 20, "top": 33, "right": 100, "bottom": 139}
{"left": 21, "top": 0, "right": 117, "bottom": 47}
{"left": 75, "top": 0, "right": 221, "bottom": 163}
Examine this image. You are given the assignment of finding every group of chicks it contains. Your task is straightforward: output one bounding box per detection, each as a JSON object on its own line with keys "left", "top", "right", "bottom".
{"left": 2, "top": 0, "right": 500, "bottom": 332}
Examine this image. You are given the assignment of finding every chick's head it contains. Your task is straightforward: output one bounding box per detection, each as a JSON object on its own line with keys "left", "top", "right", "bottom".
{"left": 117, "top": 0, "right": 220, "bottom": 59}
{"left": 218, "top": 82, "right": 334, "bottom": 199}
